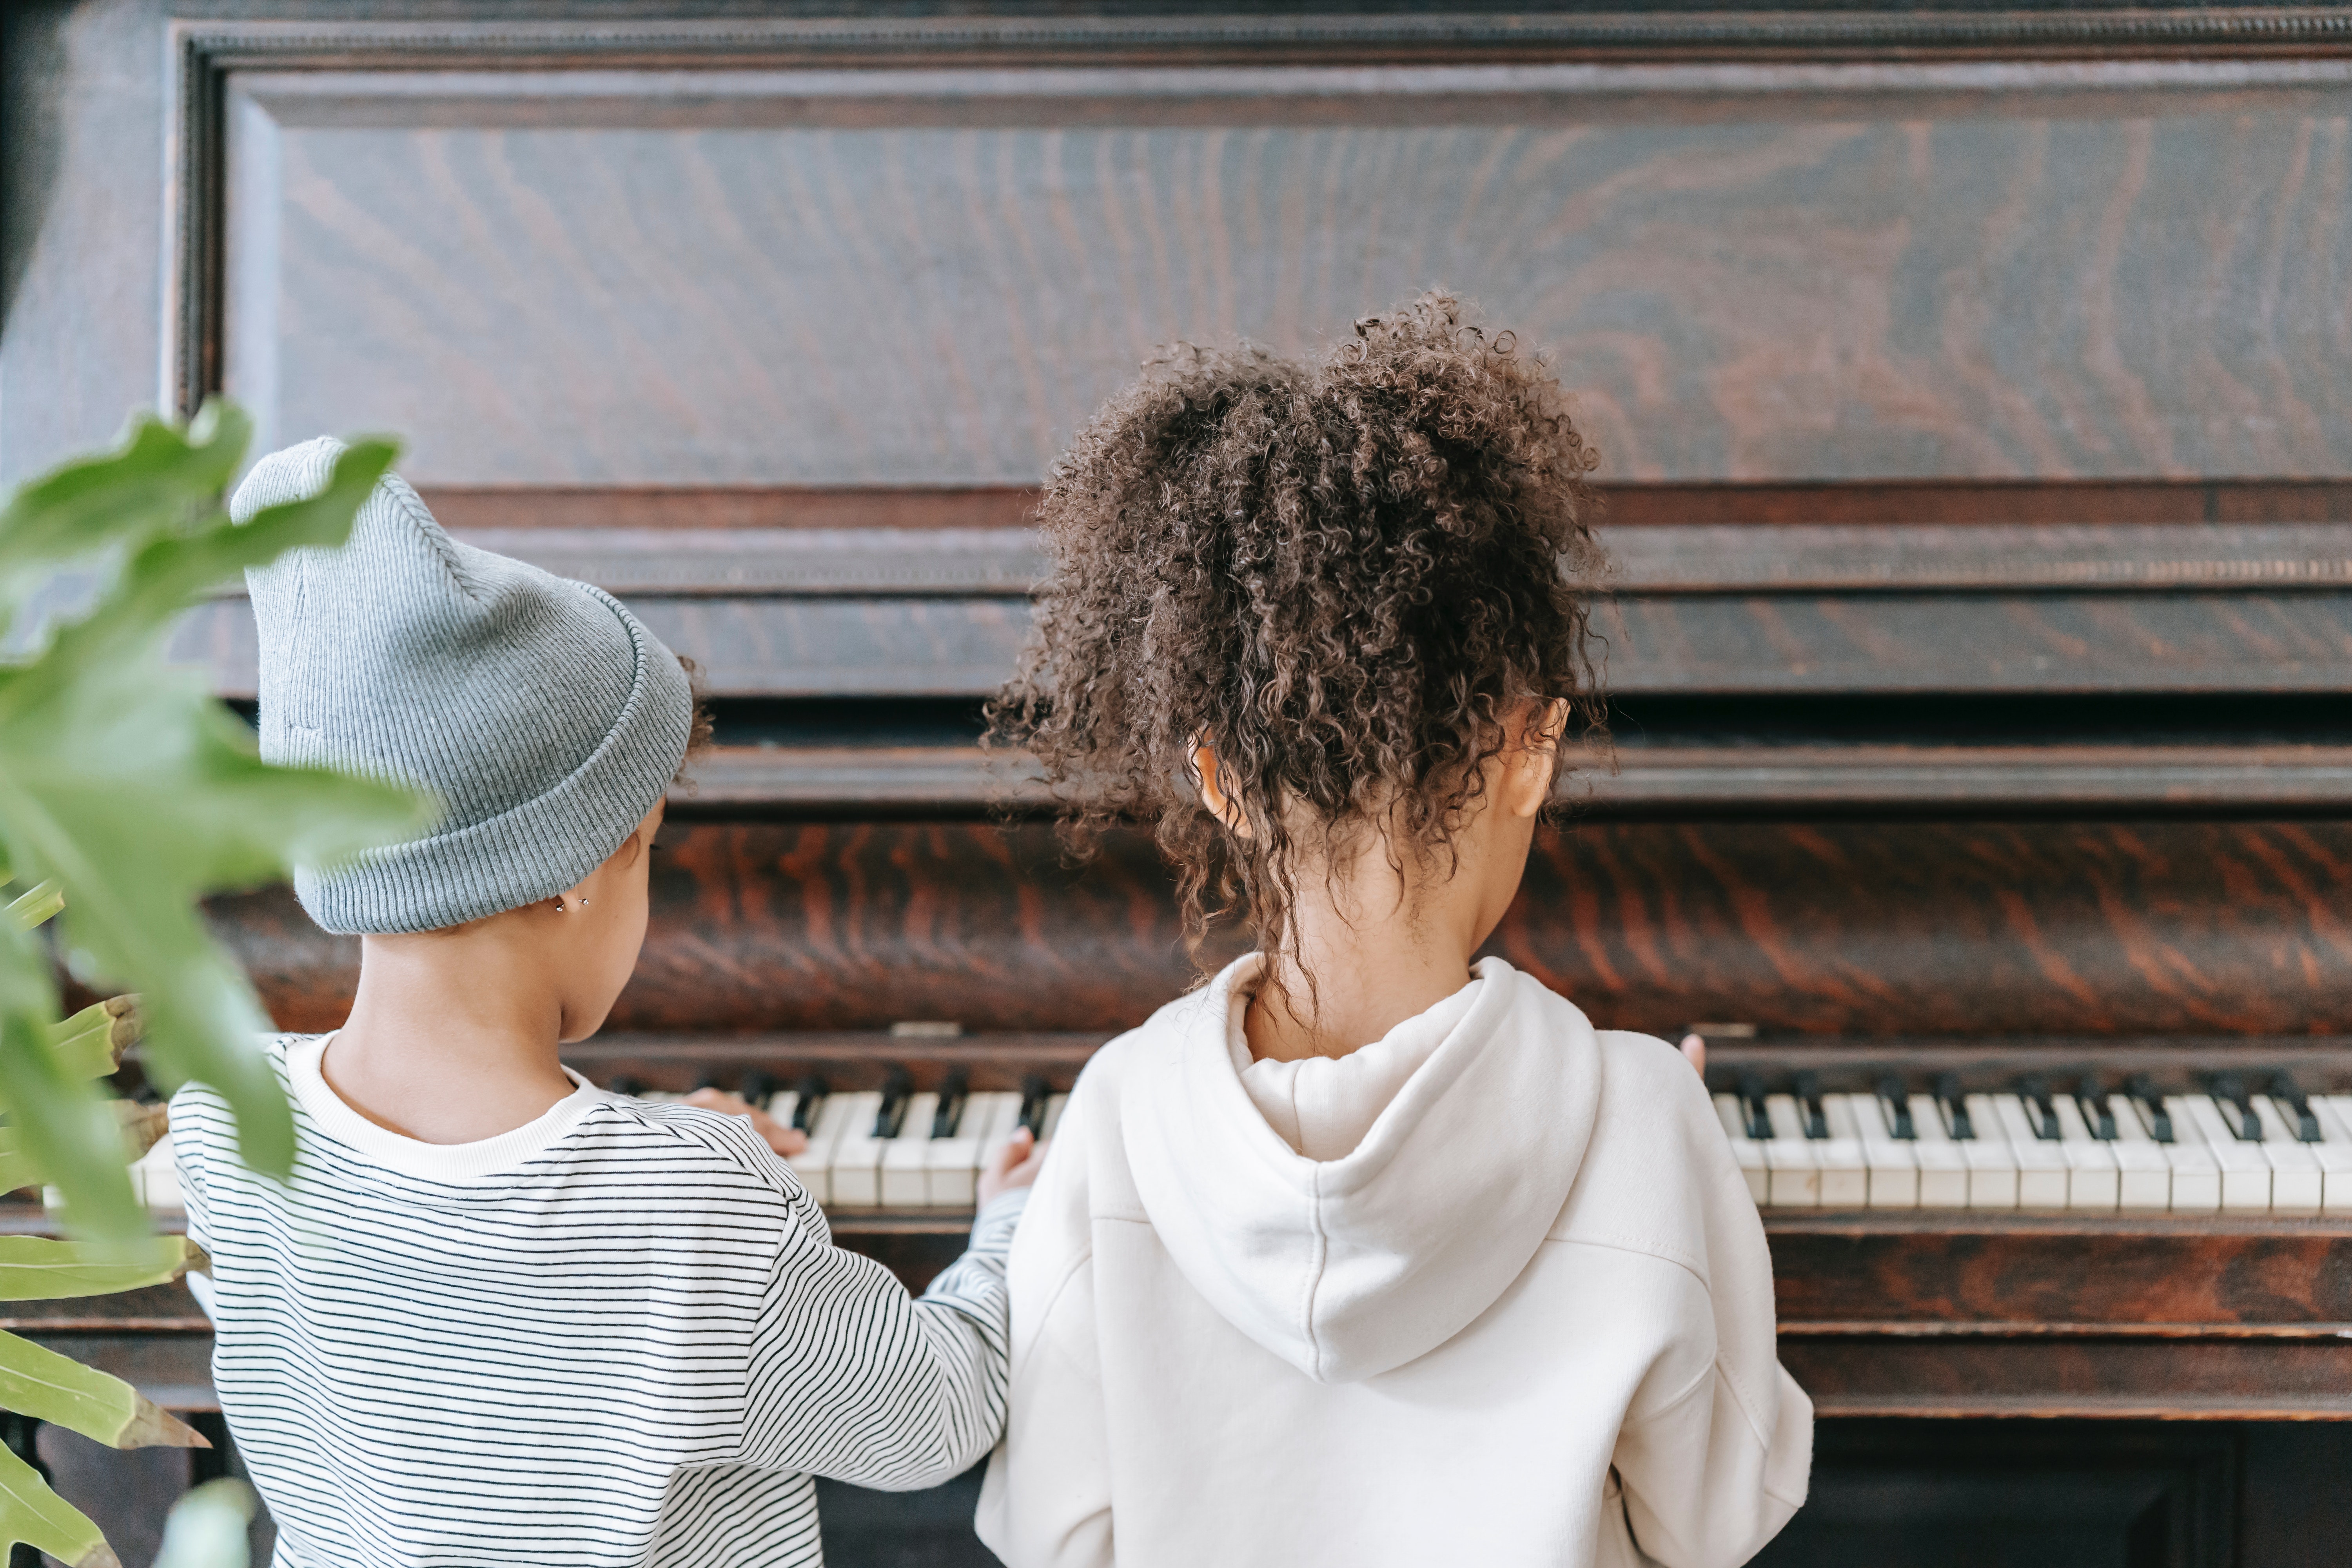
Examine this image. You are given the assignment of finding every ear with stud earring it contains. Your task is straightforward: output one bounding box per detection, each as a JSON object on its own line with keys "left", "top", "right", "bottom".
{"left": 550, "top": 894, "right": 590, "bottom": 913}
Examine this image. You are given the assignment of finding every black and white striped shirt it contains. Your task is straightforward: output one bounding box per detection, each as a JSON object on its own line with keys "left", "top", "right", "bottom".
{"left": 172, "top": 1035, "right": 1021, "bottom": 1568}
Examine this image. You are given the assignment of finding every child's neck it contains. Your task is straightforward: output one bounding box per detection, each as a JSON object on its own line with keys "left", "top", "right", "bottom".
{"left": 325, "top": 933, "right": 579, "bottom": 1145}
{"left": 1241, "top": 842, "right": 1495, "bottom": 1065}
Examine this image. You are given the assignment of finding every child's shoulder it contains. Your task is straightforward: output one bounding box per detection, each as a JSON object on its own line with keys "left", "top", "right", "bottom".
{"left": 169, "top": 1032, "right": 308, "bottom": 1130}
{"left": 572, "top": 1094, "right": 813, "bottom": 1204}
{"left": 1546, "top": 1022, "right": 1751, "bottom": 1276}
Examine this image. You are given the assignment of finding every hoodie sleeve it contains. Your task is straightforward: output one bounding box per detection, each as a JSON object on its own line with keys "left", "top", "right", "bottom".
{"left": 976, "top": 1083, "right": 1115, "bottom": 1568}
{"left": 1610, "top": 1131, "right": 1812, "bottom": 1568}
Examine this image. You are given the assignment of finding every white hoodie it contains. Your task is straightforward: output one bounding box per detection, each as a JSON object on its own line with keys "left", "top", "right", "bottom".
{"left": 976, "top": 955, "right": 1811, "bottom": 1568}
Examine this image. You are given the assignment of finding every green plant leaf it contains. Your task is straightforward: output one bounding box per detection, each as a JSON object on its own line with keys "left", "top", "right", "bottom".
{"left": 0, "top": 933, "right": 128, "bottom": 1236}
{"left": 0, "top": 404, "right": 250, "bottom": 624}
{"left": 0, "top": 1435, "right": 113, "bottom": 1567}
{"left": 3, "top": 881, "right": 60, "bottom": 933}
{"left": 0, "top": 1327, "right": 202, "bottom": 1448}
{"left": 0, "top": 407, "right": 429, "bottom": 1235}
{"left": 154, "top": 1478, "right": 255, "bottom": 1568}
{"left": 0, "top": 1234, "right": 196, "bottom": 1299}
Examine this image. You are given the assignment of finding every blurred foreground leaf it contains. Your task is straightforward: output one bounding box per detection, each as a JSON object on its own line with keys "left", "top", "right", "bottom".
{"left": 154, "top": 1479, "right": 257, "bottom": 1568}
{"left": 0, "top": 404, "right": 426, "bottom": 1239}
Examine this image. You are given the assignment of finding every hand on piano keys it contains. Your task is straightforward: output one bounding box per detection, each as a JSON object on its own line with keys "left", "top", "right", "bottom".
{"left": 1710, "top": 1064, "right": 2352, "bottom": 1213}
{"left": 615, "top": 1069, "right": 1067, "bottom": 1211}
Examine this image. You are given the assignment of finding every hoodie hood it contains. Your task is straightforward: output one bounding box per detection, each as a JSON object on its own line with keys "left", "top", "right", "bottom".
{"left": 1120, "top": 954, "right": 1602, "bottom": 1384}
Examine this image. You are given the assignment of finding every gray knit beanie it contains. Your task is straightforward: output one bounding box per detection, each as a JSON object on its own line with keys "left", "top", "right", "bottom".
{"left": 235, "top": 437, "right": 694, "bottom": 935}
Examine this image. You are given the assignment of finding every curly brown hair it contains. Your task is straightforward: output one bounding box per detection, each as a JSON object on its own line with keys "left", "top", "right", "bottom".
{"left": 672, "top": 653, "right": 717, "bottom": 785}
{"left": 986, "top": 292, "right": 1606, "bottom": 983}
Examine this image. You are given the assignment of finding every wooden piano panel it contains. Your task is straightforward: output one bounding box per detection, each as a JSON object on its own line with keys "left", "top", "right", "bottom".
{"left": 212, "top": 815, "right": 2352, "bottom": 1040}
{"left": 200, "top": 28, "right": 2352, "bottom": 486}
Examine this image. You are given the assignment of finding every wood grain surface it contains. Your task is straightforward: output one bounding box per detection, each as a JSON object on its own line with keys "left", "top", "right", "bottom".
{"left": 168, "top": 588, "right": 2352, "bottom": 699}
{"left": 216, "top": 60, "right": 2352, "bottom": 485}
{"left": 209, "top": 818, "right": 2352, "bottom": 1038}
{"left": 669, "top": 741, "right": 2352, "bottom": 815}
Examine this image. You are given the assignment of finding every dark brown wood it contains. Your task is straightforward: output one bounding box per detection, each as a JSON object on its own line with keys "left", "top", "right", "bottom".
{"left": 211, "top": 818, "right": 2352, "bottom": 1038}
{"left": 415, "top": 488, "right": 1040, "bottom": 534}
{"left": 1767, "top": 1215, "right": 2352, "bottom": 1330}
{"left": 1779, "top": 1337, "right": 2352, "bottom": 1420}
{"left": 171, "top": 589, "right": 2352, "bottom": 700}
{"left": 201, "top": 510, "right": 2352, "bottom": 597}
{"left": 184, "top": 33, "right": 2352, "bottom": 486}
{"left": 670, "top": 742, "right": 2352, "bottom": 815}
{"left": 409, "top": 479, "right": 2352, "bottom": 535}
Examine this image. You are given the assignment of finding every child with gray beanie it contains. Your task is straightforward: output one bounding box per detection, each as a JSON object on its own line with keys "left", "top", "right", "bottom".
{"left": 169, "top": 439, "right": 1044, "bottom": 1567}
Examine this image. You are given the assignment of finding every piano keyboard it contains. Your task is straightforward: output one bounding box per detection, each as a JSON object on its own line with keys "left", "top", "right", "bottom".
{"left": 75, "top": 1063, "right": 2352, "bottom": 1220}
{"left": 620, "top": 1070, "right": 1068, "bottom": 1210}
{"left": 1713, "top": 1070, "right": 2352, "bottom": 1213}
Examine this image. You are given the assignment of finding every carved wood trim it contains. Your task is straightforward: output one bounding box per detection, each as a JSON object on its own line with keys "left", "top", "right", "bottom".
{"left": 670, "top": 742, "right": 2352, "bottom": 815}
{"left": 167, "top": 13, "right": 2352, "bottom": 417}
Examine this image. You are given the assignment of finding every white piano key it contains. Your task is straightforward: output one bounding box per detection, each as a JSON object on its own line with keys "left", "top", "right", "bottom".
{"left": 132, "top": 1132, "right": 182, "bottom": 1212}
{"left": 1714, "top": 1094, "right": 1769, "bottom": 1205}
{"left": 2314, "top": 1098, "right": 2352, "bottom": 1214}
{"left": 1906, "top": 1094, "right": 1972, "bottom": 1209}
{"left": 785, "top": 1092, "right": 859, "bottom": 1207}
{"left": 984, "top": 1091, "right": 1047, "bottom": 1173}
{"left": 1812, "top": 1094, "right": 1870, "bottom": 1209}
{"left": 2180, "top": 1094, "right": 2272, "bottom": 1212}
{"left": 879, "top": 1093, "right": 941, "bottom": 1208}
{"left": 2090, "top": 1096, "right": 2171, "bottom": 1210}
{"left": 1761, "top": 1094, "right": 1823, "bottom": 1209}
{"left": 2140, "top": 1096, "right": 2223, "bottom": 1213}
{"left": 1989, "top": 1095, "right": 2071, "bottom": 1209}
{"left": 1838, "top": 1093, "right": 1918, "bottom": 1209}
{"left": 932, "top": 1091, "right": 1022, "bottom": 1208}
{"left": 826, "top": 1091, "right": 895, "bottom": 1209}
{"left": 1043, "top": 1094, "right": 1071, "bottom": 1140}
{"left": 1956, "top": 1094, "right": 2020, "bottom": 1210}
{"left": 2048, "top": 1096, "right": 2122, "bottom": 1212}
{"left": 2252, "top": 1097, "right": 2325, "bottom": 1214}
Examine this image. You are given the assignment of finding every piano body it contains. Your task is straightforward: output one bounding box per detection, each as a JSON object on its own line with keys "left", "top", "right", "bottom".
{"left": 12, "top": 3, "right": 2352, "bottom": 1560}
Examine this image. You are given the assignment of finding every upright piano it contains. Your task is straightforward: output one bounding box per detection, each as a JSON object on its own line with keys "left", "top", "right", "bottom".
{"left": 24, "top": 5, "right": 2352, "bottom": 1562}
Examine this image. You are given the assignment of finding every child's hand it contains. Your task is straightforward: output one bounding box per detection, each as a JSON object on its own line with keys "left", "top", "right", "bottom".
{"left": 979, "top": 1127, "right": 1049, "bottom": 1207}
{"left": 1679, "top": 1033, "right": 1706, "bottom": 1077}
{"left": 684, "top": 1088, "right": 809, "bottom": 1158}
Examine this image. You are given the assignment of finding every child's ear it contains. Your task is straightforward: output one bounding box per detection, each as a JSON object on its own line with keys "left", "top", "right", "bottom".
{"left": 1191, "top": 742, "right": 1253, "bottom": 840}
{"left": 1503, "top": 700, "right": 1570, "bottom": 817}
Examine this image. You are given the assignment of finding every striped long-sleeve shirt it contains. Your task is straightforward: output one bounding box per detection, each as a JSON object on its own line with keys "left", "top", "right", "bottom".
{"left": 171, "top": 1034, "right": 1023, "bottom": 1568}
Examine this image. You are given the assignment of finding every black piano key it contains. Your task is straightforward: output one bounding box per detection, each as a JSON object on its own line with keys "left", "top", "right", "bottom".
{"left": 873, "top": 1066, "right": 914, "bottom": 1139}
{"left": 1735, "top": 1071, "right": 1773, "bottom": 1142}
{"left": 607, "top": 1074, "right": 644, "bottom": 1098}
{"left": 2017, "top": 1074, "right": 2061, "bottom": 1140}
{"left": 739, "top": 1069, "right": 777, "bottom": 1109}
{"left": 2074, "top": 1074, "right": 2118, "bottom": 1141}
{"left": 1793, "top": 1071, "right": 1829, "bottom": 1140}
{"left": 1875, "top": 1073, "right": 1916, "bottom": 1140}
{"left": 2125, "top": 1073, "right": 2174, "bottom": 1144}
{"left": 2270, "top": 1069, "right": 2323, "bottom": 1143}
{"left": 931, "top": 1069, "right": 970, "bottom": 1140}
{"left": 789, "top": 1072, "right": 828, "bottom": 1133}
{"left": 1018, "top": 1072, "right": 1053, "bottom": 1140}
{"left": 1934, "top": 1072, "right": 1975, "bottom": 1141}
{"left": 2209, "top": 1072, "right": 2262, "bottom": 1141}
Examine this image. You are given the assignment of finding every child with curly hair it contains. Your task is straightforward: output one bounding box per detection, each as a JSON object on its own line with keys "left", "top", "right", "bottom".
{"left": 975, "top": 295, "right": 1810, "bottom": 1568}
